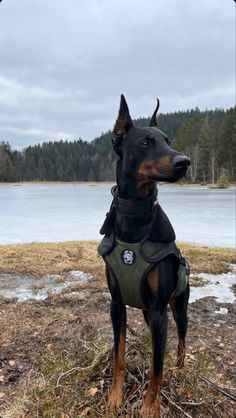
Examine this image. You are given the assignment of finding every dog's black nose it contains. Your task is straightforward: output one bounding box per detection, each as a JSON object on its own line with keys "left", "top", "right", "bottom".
{"left": 173, "top": 155, "right": 191, "bottom": 169}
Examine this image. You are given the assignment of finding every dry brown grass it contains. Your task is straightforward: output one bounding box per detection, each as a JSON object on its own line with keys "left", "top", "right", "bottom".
{"left": 0, "top": 241, "right": 101, "bottom": 276}
{"left": 0, "top": 241, "right": 108, "bottom": 295}
{"left": 0, "top": 241, "right": 234, "bottom": 280}
{"left": 177, "top": 242, "right": 235, "bottom": 274}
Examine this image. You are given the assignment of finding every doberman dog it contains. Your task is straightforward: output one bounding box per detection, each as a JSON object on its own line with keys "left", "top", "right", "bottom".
{"left": 98, "top": 95, "right": 191, "bottom": 417}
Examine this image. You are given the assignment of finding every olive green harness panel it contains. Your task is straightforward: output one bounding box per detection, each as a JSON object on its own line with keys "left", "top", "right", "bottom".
{"left": 103, "top": 239, "right": 190, "bottom": 310}
{"left": 104, "top": 240, "right": 151, "bottom": 309}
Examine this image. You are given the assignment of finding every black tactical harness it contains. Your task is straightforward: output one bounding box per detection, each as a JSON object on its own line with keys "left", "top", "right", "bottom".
{"left": 98, "top": 186, "right": 190, "bottom": 310}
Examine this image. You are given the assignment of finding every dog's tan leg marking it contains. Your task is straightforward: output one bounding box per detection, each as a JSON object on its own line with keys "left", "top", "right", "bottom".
{"left": 140, "top": 372, "right": 163, "bottom": 418}
{"left": 108, "top": 331, "right": 126, "bottom": 410}
{"left": 176, "top": 338, "right": 185, "bottom": 368}
{"left": 169, "top": 299, "right": 185, "bottom": 368}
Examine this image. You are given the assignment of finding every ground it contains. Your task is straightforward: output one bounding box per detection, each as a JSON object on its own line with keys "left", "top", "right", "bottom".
{"left": 0, "top": 241, "right": 235, "bottom": 417}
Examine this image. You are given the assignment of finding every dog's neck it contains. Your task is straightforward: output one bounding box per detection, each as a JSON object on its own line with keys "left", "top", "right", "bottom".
{"left": 114, "top": 172, "right": 157, "bottom": 243}
{"left": 116, "top": 160, "right": 156, "bottom": 200}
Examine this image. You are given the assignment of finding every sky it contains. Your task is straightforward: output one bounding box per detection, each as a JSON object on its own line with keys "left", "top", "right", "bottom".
{"left": 0, "top": 0, "right": 235, "bottom": 149}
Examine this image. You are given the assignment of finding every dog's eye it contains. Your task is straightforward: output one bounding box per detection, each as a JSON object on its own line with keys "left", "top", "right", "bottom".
{"left": 140, "top": 138, "right": 154, "bottom": 147}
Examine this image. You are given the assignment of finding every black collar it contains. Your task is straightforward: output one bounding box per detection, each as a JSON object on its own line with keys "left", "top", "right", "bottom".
{"left": 111, "top": 185, "right": 158, "bottom": 216}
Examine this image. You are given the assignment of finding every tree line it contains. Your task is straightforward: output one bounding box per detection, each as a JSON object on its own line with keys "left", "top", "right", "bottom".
{"left": 0, "top": 106, "right": 235, "bottom": 183}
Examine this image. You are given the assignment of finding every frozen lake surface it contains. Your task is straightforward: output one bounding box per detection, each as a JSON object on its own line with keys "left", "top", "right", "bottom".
{"left": 0, "top": 183, "right": 235, "bottom": 247}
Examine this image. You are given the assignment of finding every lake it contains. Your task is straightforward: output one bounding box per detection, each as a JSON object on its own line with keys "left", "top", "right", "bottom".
{"left": 0, "top": 183, "right": 235, "bottom": 248}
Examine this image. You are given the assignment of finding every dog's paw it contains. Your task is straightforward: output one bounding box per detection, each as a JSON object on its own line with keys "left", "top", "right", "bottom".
{"left": 108, "top": 389, "right": 123, "bottom": 410}
{"left": 140, "top": 403, "right": 163, "bottom": 418}
{"left": 140, "top": 393, "right": 163, "bottom": 418}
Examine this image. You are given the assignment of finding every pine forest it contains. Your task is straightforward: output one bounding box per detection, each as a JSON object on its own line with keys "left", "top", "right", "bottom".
{"left": 0, "top": 107, "right": 235, "bottom": 184}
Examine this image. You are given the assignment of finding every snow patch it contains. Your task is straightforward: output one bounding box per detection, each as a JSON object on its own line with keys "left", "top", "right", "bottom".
{"left": 190, "top": 264, "right": 236, "bottom": 304}
{"left": 0, "top": 271, "right": 91, "bottom": 301}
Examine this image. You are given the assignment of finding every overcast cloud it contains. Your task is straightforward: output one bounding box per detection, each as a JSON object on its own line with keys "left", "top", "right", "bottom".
{"left": 0, "top": 0, "right": 235, "bottom": 149}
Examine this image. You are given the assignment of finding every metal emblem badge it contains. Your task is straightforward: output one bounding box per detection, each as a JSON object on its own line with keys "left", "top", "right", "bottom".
{"left": 121, "top": 249, "right": 136, "bottom": 265}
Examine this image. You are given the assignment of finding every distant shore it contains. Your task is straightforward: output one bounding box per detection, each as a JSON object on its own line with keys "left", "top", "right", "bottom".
{"left": 1, "top": 180, "right": 235, "bottom": 187}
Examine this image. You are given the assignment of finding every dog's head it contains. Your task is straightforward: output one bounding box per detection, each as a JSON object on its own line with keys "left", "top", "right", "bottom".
{"left": 112, "top": 95, "right": 190, "bottom": 183}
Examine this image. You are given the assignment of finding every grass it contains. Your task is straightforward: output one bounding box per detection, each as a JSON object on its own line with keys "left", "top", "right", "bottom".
{"left": 0, "top": 241, "right": 106, "bottom": 293}
{"left": 0, "top": 241, "right": 235, "bottom": 279}
{"left": 0, "top": 241, "right": 98, "bottom": 276}
{"left": 190, "top": 276, "right": 210, "bottom": 287}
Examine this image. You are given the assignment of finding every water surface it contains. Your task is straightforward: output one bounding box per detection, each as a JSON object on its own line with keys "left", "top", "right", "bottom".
{"left": 0, "top": 183, "right": 235, "bottom": 247}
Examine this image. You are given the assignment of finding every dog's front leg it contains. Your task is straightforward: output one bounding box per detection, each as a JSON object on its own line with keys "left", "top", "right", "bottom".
{"left": 141, "top": 308, "right": 168, "bottom": 418}
{"left": 108, "top": 300, "right": 127, "bottom": 410}
{"left": 169, "top": 284, "right": 189, "bottom": 368}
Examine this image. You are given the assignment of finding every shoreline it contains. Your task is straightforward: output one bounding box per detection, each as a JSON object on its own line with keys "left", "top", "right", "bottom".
{"left": 1, "top": 180, "right": 235, "bottom": 187}
{"left": 0, "top": 236, "right": 236, "bottom": 251}
{"left": 0, "top": 240, "right": 235, "bottom": 251}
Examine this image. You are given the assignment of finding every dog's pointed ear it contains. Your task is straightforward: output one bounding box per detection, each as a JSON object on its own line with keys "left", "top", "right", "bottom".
{"left": 112, "top": 95, "right": 134, "bottom": 143}
{"left": 149, "top": 98, "right": 160, "bottom": 127}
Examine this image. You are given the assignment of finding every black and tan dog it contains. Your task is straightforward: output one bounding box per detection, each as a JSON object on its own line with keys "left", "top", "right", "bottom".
{"left": 98, "top": 95, "right": 191, "bottom": 417}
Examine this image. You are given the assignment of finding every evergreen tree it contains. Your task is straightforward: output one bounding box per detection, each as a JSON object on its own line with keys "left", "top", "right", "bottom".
{"left": 217, "top": 108, "right": 236, "bottom": 181}
{"left": 0, "top": 142, "right": 19, "bottom": 181}
{"left": 174, "top": 116, "right": 204, "bottom": 182}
